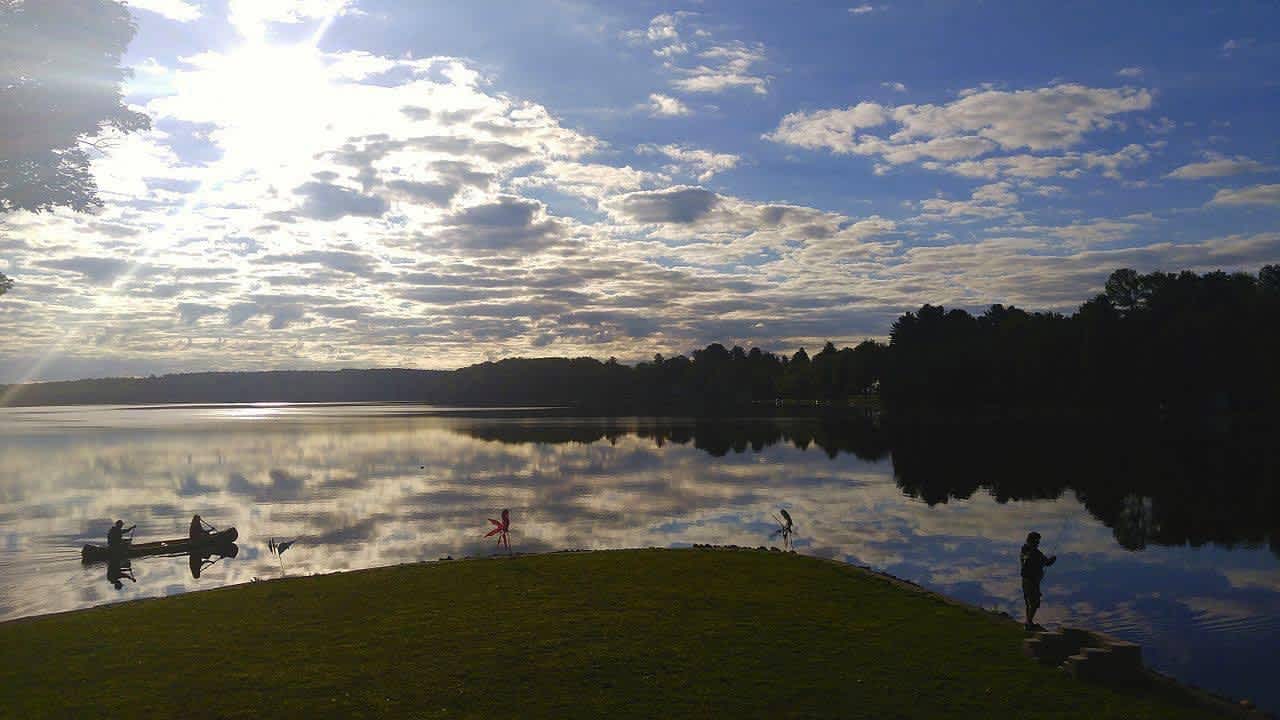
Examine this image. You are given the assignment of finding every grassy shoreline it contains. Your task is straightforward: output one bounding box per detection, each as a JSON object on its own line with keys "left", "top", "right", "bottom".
{"left": 0, "top": 549, "right": 1230, "bottom": 719}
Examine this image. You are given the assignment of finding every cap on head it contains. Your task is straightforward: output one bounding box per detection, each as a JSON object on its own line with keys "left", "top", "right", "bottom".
{"left": 114, "top": 520, "right": 123, "bottom": 527}
{"left": 1027, "top": 531, "right": 1041, "bottom": 544}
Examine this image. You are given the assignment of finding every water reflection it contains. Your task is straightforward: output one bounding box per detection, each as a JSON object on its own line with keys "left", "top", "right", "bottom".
{"left": 0, "top": 405, "right": 1276, "bottom": 712}
{"left": 106, "top": 557, "right": 135, "bottom": 590}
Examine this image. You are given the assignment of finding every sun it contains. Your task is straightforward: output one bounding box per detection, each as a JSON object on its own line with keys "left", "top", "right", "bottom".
{"left": 190, "top": 42, "right": 338, "bottom": 170}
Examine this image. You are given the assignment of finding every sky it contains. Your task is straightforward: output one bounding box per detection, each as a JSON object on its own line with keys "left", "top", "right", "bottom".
{"left": 2, "top": 0, "right": 1278, "bottom": 382}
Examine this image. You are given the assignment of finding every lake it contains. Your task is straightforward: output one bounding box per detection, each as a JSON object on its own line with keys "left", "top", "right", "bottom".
{"left": 1, "top": 403, "right": 1276, "bottom": 712}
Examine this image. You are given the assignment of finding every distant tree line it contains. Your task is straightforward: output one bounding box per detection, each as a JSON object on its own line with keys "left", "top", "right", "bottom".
{"left": 4, "top": 266, "right": 1277, "bottom": 413}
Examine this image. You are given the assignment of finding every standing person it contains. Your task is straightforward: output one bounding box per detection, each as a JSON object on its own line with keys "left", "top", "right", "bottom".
{"left": 1020, "top": 531, "right": 1057, "bottom": 630}
{"left": 107, "top": 520, "right": 135, "bottom": 549}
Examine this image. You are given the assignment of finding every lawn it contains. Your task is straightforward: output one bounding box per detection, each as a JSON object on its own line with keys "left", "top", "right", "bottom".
{"left": 0, "top": 549, "right": 1218, "bottom": 719}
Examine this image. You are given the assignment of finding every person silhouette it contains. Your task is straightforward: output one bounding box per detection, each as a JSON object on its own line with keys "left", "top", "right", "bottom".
{"left": 107, "top": 520, "right": 135, "bottom": 550}
{"left": 189, "top": 514, "right": 213, "bottom": 540}
{"left": 1020, "top": 531, "right": 1057, "bottom": 630}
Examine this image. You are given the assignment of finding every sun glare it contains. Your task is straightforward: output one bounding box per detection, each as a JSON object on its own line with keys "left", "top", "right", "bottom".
{"left": 194, "top": 42, "right": 337, "bottom": 170}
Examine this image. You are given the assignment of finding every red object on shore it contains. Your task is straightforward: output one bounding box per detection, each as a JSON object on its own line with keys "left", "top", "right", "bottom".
{"left": 485, "top": 509, "right": 511, "bottom": 551}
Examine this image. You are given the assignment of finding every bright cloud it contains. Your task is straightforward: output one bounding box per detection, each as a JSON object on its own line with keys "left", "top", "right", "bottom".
{"left": 637, "top": 144, "right": 740, "bottom": 182}
{"left": 766, "top": 84, "right": 1157, "bottom": 183}
{"left": 1168, "top": 154, "right": 1271, "bottom": 180}
{"left": 227, "top": 0, "right": 359, "bottom": 40}
{"left": 1208, "top": 184, "right": 1280, "bottom": 207}
{"left": 646, "top": 93, "right": 692, "bottom": 117}
{"left": 1, "top": 2, "right": 1277, "bottom": 382}
{"left": 126, "top": 0, "right": 202, "bottom": 22}
{"left": 625, "top": 13, "right": 771, "bottom": 97}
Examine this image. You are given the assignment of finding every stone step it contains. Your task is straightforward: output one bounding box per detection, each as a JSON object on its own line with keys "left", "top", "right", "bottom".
{"left": 1104, "top": 640, "right": 1142, "bottom": 669}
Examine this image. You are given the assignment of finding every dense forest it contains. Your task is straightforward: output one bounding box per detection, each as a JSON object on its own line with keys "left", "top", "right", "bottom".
{"left": 3, "top": 266, "right": 1277, "bottom": 413}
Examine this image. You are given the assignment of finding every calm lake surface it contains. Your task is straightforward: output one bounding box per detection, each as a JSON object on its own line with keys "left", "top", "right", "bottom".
{"left": 1, "top": 403, "right": 1277, "bottom": 711}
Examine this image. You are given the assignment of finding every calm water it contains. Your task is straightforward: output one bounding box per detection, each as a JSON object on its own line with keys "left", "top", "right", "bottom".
{"left": 1, "top": 404, "right": 1277, "bottom": 711}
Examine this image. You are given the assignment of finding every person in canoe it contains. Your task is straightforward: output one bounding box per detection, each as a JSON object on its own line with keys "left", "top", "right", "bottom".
{"left": 107, "top": 520, "right": 135, "bottom": 550}
{"left": 189, "top": 514, "right": 215, "bottom": 541}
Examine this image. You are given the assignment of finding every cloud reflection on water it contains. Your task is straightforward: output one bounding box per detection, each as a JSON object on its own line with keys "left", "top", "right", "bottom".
{"left": 0, "top": 405, "right": 1276, "bottom": 712}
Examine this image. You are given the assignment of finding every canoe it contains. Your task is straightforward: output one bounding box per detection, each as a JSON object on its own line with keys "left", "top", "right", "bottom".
{"left": 81, "top": 527, "right": 239, "bottom": 563}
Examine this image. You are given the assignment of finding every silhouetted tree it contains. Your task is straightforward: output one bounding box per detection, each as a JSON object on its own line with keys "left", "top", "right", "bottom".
{"left": 0, "top": 0, "right": 150, "bottom": 214}
{"left": 1104, "top": 268, "right": 1144, "bottom": 315}
{"left": 1261, "top": 264, "right": 1280, "bottom": 295}
{"left": 0, "top": 272, "right": 11, "bottom": 296}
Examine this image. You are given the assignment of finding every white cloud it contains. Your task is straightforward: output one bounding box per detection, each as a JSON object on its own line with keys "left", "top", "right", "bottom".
{"left": 1115, "top": 66, "right": 1144, "bottom": 78}
{"left": 849, "top": 4, "right": 881, "bottom": 15}
{"left": 672, "top": 41, "right": 770, "bottom": 95}
{"left": 1208, "top": 184, "right": 1280, "bottom": 207}
{"left": 126, "top": 0, "right": 202, "bottom": 22}
{"left": 637, "top": 144, "right": 740, "bottom": 182}
{"left": 625, "top": 14, "right": 771, "bottom": 96}
{"left": 767, "top": 83, "right": 1156, "bottom": 185}
{"left": 1167, "top": 154, "right": 1271, "bottom": 180}
{"left": 646, "top": 93, "right": 692, "bottom": 117}
{"left": 228, "top": 0, "right": 358, "bottom": 40}
{"left": 769, "top": 84, "right": 1152, "bottom": 158}
{"left": 516, "top": 161, "right": 665, "bottom": 199}
{"left": 892, "top": 84, "right": 1153, "bottom": 151}
{"left": 920, "top": 143, "right": 1153, "bottom": 181}
{"left": 1222, "top": 38, "right": 1254, "bottom": 56}
{"left": 881, "top": 81, "right": 907, "bottom": 93}
{"left": 765, "top": 102, "right": 889, "bottom": 153}
{"left": 917, "top": 182, "right": 1020, "bottom": 221}
{"left": 1080, "top": 143, "right": 1151, "bottom": 180}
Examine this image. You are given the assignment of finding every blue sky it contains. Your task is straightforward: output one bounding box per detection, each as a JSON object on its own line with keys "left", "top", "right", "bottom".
{"left": 2, "top": 0, "right": 1278, "bottom": 381}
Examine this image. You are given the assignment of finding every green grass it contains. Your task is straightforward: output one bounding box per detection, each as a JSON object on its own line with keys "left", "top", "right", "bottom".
{"left": 0, "top": 549, "right": 1216, "bottom": 719}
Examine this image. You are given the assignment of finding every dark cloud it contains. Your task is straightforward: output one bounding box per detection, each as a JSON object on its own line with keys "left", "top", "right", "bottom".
{"left": 384, "top": 180, "right": 458, "bottom": 206}
{"left": 292, "top": 182, "right": 388, "bottom": 221}
{"left": 144, "top": 178, "right": 201, "bottom": 194}
{"left": 177, "top": 302, "right": 220, "bottom": 325}
{"left": 227, "top": 302, "right": 260, "bottom": 326}
{"left": 435, "top": 195, "right": 569, "bottom": 252}
{"left": 559, "top": 310, "right": 662, "bottom": 338}
{"left": 80, "top": 221, "right": 141, "bottom": 238}
{"left": 267, "top": 306, "right": 305, "bottom": 329}
{"left": 607, "top": 186, "right": 720, "bottom": 223}
{"left": 413, "top": 135, "right": 532, "bottom": 164}
{"left": 36, "top": 257, "right": 136, "bottom": 285}
{"left": 257, "top": 250, "right": 378, "bottom": 276}
{"left": 400, "top": 105, "right": 432, "bottom": 121}
{"left": 313, "top": 305, "right": 369, "bottom": 321}
{"left": 398, "top": 286, "right": 500, "bottom": 304}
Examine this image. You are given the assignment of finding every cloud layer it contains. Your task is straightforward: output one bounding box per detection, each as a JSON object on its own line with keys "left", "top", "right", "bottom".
{"left": 1, "top": 3, "right": 1277, "bottom": 382}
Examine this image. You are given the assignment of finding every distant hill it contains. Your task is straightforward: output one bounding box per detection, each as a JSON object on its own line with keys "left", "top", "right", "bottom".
{"left": 0, "top": 368, "right": 451, "bottom": 407}
{"left": 0, "top": 358, "right": 644, "bottom": 409}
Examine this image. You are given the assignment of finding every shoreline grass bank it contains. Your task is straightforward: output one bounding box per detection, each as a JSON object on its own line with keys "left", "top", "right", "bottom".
{"left": 0, "top": 549, "right": 1234, "bottom": 719}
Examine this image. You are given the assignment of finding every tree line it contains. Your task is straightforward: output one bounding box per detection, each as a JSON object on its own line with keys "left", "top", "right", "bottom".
{"left": 447, "top": 265, "right": 1280, "bottom": 414}
{"left": 4, "top": 266, "right": 1277, "bottom": 413}
{"left": 883, "top": 266, "right": 1280, "bottom": 413}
